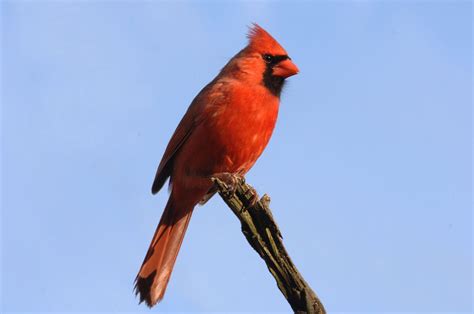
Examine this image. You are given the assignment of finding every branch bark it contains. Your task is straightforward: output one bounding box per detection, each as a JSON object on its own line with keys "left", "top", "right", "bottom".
{"left": 212, "top": 177, "right": 326, "bottom": 314}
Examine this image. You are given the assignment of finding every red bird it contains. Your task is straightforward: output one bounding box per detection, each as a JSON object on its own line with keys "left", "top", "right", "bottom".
{"left": 135, "top": 24, "right": 299, "bottom": 307}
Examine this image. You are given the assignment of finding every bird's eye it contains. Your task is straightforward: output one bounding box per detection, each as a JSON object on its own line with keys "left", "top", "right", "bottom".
{"left": 263, "top": 54, "right": 274, "bottom": 64}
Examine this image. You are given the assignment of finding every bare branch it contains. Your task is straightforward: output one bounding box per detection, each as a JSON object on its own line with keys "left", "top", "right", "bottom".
{"left": 213, "top": 177, "right": 326, "bottom": 314}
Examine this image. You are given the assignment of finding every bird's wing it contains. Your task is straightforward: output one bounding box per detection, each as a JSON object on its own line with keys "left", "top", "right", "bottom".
{"left": 151, "top": 79, "right": 224, "bottom": 194}
{"left": 151, "top": 117, "right": 193, "bottom": 194}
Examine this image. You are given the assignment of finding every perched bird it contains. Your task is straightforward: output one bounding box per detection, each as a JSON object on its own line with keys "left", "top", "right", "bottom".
{"left": 135, "top": 24, "right": 299, "bottom": 307}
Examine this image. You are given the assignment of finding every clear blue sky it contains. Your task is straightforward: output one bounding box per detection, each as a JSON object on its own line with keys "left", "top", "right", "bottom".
{"left": 2, "top": 1, "right": 472, "bottom": 313}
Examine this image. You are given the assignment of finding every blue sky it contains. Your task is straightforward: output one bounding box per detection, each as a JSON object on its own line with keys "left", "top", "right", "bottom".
{"left": 1, "top": 1, "right": 472, "bottom": 313}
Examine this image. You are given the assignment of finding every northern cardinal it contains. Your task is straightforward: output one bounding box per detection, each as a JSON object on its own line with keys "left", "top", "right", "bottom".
{"left": 135, "top": 24, "right": 299, "bottom": 307}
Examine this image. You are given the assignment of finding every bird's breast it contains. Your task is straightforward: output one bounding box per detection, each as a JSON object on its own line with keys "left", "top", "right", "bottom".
{"left": 203, "top": 85, "right": 280, "bottom": 173}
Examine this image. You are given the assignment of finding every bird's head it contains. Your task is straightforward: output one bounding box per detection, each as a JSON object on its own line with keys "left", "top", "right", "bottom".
{"left": 223, "top": 24, "right": 299, "bottom": 97}
{"left": 246, "top": 24, "right": 299, "bottom": 78}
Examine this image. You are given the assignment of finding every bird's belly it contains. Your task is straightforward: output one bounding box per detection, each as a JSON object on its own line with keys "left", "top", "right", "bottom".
{"left": 211, "top": 101, "right": 278, "bottom": 173}
{"left": 213, "top": 122, "right": 274, "bottom": 173}
{"left": 177, "top": 101, "right": 278, "bottom": 177}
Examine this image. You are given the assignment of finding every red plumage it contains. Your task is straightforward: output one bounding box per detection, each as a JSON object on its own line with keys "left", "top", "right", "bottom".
{"left": 135, "top": 24, "right": 299, "bottom": 307}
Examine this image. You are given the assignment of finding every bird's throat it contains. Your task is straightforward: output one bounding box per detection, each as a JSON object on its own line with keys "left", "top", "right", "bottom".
{"left": 262, "top": 67, "right": 285, "bottom": 97}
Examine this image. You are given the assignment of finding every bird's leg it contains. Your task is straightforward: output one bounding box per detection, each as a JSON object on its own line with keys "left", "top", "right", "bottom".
{"left": 212, "top": 172, "right": 244, "bottom": 197}
{"left": 212, "top": 172, "right": 260, "bottom": 211}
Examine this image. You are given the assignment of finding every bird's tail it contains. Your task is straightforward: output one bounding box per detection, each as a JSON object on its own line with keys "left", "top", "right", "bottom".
{"left": 134, "top": 196, "right": 193, "bottom": 307}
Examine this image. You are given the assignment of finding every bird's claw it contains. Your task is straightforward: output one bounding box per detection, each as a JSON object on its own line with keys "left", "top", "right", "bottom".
{"left": 213, "top": 172, "right": 244, "bottom": 197}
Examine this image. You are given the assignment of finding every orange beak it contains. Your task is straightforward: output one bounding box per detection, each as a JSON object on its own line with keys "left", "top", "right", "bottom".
{"left": 272, "top": 58, "right": 299, "bottom": 78}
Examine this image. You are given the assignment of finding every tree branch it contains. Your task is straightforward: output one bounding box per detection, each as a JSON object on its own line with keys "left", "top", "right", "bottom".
{"left": 212, "top": 177, "right": 326, "bottom": 314}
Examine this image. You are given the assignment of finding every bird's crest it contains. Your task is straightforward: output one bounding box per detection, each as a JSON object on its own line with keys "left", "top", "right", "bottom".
{"left": 246, "top": 23, "right": 287, "bottom": 55}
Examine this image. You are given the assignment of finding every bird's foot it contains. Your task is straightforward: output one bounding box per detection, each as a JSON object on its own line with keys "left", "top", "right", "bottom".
{"left": 212, "top": 172, "right": 244, "bottom": 197}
